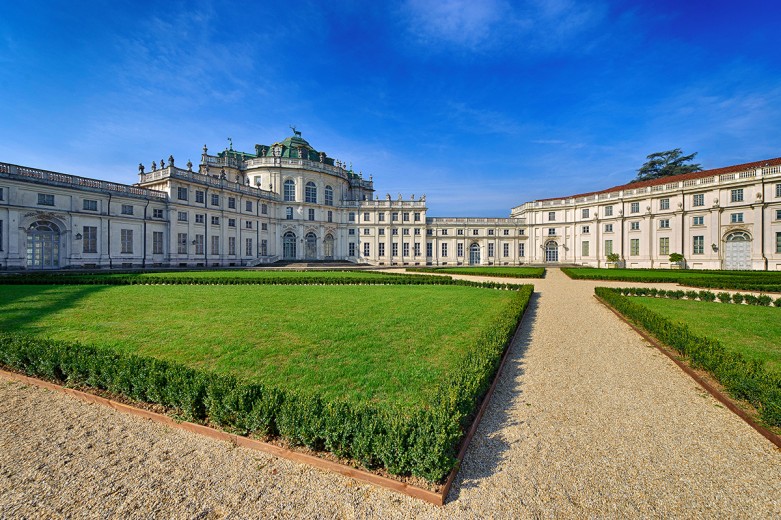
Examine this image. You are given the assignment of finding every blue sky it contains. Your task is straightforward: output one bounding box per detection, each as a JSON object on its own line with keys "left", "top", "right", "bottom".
{"left": 1, "top": 1, "right": 779, "bottom": 216}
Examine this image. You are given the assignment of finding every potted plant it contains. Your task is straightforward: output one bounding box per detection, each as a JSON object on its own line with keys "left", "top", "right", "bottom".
{"left": 669, "top": 252, "right": 685, "bottom": 269}
{"left": 606, "top": 252, "right": 621, "bottom": 268}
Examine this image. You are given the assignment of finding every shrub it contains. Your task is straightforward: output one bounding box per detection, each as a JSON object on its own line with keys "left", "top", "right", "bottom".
{"left": 699, "top": 290, "right": 716, "bottom": 302}
{"left": 743, "top": 294, "right": 759, "bottom": 306}
{"left": 685, "top": 290, "right": 699, "bottom": 300}
{"left": 732, "top": 293, "right": 744, "bottom": 304}
{"left": 775, "top": 297, "right": 781, "bottom": 308}
{"left": 649, "top": 288, "right": 658, "bottom": 297}
{"left": 758, "top": 295, "right": 773, "bottom": 307}
{"left": 717, "top": 292, "right": 732, "bottom": 303}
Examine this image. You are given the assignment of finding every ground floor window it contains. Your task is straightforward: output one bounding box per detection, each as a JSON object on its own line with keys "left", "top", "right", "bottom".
{"left": 630, "top": 238, "right": 639, "bottom": 256}
{"left": 776, "top": 232, "right": 781, "bottom": 253}
{"left": 349, "top": 242, "right": 356, "bottom": 256}
{"left": 260, "top": 239, "right": 267, "bottom": 256}
{"left": 178, "top": 233, "right": 188, "bottom": 254}
{"left": 441, "top": 242, "right": 448, "bottom": 257}
{"left": 211, "top": 236, "right": 219, "bottom": 255}
{"left": 363, "top": 242, "right": 370, "bottom": 257}
{"left": 414, "top": 242, "right": 420, "bottom": 256}
{"left": 693, "top": 235, "right": 704, "bottom": 255}
{"left": 195, "top": 234, "right": 204, "bottom": 255}
{"left": 153, "top": 231, "right": 164, "bottom": 254}
{"left": 83, "top": 226, "right": 97, "bottom": 253}
{"left": 284, "top": 232, "right": 296, "bottom": 259}
{"left": 604, "top": 239, "right": 613, "bottom": 257}
{"left": 457, "top": 243, "right": 463, "bottom": 257}
{"left": 120, "top": 229, "right": 133, "bottom": 254}
{"left": 503, "top": 243, "right": 509, "bottom": 257}
{"left": 659, "top": 237, "right": 669, "bottom": 256}
{"left": 518, "top": 243, "right": 525, "bottom": 257}
{"left": 228, "top": 236, "right": 236, "bottom": 256}
{"left": 582, "top": 240, "right": 589, "bottom": 257}
{"left": 426, "top": 242, "right": 432, "bottom": 257}
{"left": 402, "top": 242, "right": 409, "bottom": 256}
{"left": 379, "top": 242, "right": 385, "bottom": 257}
{"left": 392, "top": 242, "right": 398, "bottom": 256}
{"left": 27, "top": 220, "right": 60, "bottom": 268}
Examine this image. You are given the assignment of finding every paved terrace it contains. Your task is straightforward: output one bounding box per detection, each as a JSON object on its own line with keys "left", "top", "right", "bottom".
{"left": 1, "top": 269, "right": 779, "bottom": 518}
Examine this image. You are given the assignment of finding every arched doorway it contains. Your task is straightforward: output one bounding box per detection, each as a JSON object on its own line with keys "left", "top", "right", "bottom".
{"left": 305, "top": 232, "right": 317, "bottom": 260}
{"left": 469, "top": 243, "right": 481, "bottom": 265}
{"left": 545, "top": 241, "right": 558, "bottom": 263}
{"left": 323, "top": 234, "right": 334, "bottom": 260}
{"left": 27, "top": 220, "right": 61, "bottom": 269}
{"left": 724, "top": 231, "right": 751, "bottom": 270}
{"left": 283, "top": 231, "right": 296, "bottom": 259}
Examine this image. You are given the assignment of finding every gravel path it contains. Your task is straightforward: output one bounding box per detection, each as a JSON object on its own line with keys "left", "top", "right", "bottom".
{"left": 2, "top": 268, "right": 780, "bottom": 518}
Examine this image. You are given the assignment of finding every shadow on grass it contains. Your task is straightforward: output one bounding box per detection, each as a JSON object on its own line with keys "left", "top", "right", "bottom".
{"left": 446, "top": 291, "right": 540, "bottom": 502}
{"left": 0, "top": 284, "right": 111, "bottom": 334}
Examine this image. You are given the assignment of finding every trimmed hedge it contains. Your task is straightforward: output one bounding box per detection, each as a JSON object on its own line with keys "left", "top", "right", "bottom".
{"left": 562, "top": 267, "right": 781, "bottom": 292}
{"left": 0, "top": 284, "right": 533, "bottom": 482}
{"left": 406, "top": 267, "right": 546, "bottom": 279}
{"left": 612, "top": 286, "right": 781, "bottom": 307}
{"left": 595, "top": 287, "right": 781, "bottom": 427}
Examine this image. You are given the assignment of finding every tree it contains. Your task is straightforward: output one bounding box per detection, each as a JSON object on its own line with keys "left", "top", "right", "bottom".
{"left": 632, "top": 149, "right": 702, "bottom": 183}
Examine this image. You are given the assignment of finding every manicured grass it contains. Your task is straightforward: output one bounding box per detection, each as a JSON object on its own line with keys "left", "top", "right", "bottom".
{"left": 0, "top": 284, "right": 516, "bottom": 407}
{"left": 631, "top": 296, "right": 781, "bottom": 374}
{"left": 1, "top": 269, "right": 392, "bottom": 281}
{"left": 407, "top": 266, "right": 545, "bottom": 278}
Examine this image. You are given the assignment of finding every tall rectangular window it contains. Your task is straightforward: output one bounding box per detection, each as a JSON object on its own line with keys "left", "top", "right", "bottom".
{"left": 121, "top": 204, "right": 134, "bottom": 215}
{"left": 518, "top": 243, "right": 525, "bottom": 257}
{"left": 246, "top": 200, "right": 253, "bottom": 212}
{"left": 391, "top": 212, "right": 399, "bottom": 222}
{"left": 379, "top": 243, "right": 385, "bottom": 257}
{"left": 327, "top": 210, "right": 332, "bottom": 223}
{"left": 659, "top": 237, "right": 670, "bottom": 255}
{"left": 548, "top": 211, "right": 556, "bottom": 221}
{"left": 194, "top": 234, "right": 204, "bottom": 255}
{"left": 378, "top": 213, "right": 385, "bottom": 222}
{"left": 414, "top": 212, "right": 421, "bottom": 222}
{"left": 426, "top": 242, "right": 432, "bottom": 257}
{"left": 630, "top": 238, "right": 640, "bottom": 256}
{"left": 693, "top": 235, "right": 704, "bottom": 255}
{"left": 245, "top": 221, "right": 253, "bottom": 229}
{"left": 581, "top": 208, "right": 589, "bottom": 218}
{"left": 178, "top": 233, "right": 188, "bottom": 254}
{"left": 153, "top": 231, "right": 164, "bottom": 254}
{"left": 403, "top": 212, "right": 410, "bottom": 222}
{"left": 83, "top": 226, "right": 97, "bottom": 253}
{"left": 308, "top": 208, "right": 315, "bottom": 221}
{"left": 414, "top": 242, "right": 421, "bottom": 256}
{"left": 246, "top": 238, "right": 254, "bottom": 256}
{"left": 363, "top": 242, "right": 370, "bottom": 256}
{"left": 37, "top": 193, "right": 54, "bottom": 206}
{"left": 195, "top": 191, "right": 204, "bottom": 203}
{"left": 228, "top": 197, "right": 236, "bottom": 209}
{"left": 488, "top": 243, "right": 495, "bottom": 257}
{"left": 211, "top": 236, "right": 219, "bottom": 255}
{"left": 777, "top": 232, "right": 781, "bottom": 253}
{"left": 83, "top": 199, "right": 98, "bottom": 211}
{"left": 286, "top": 207, "right": 293, "bottom": 220}
{"left": 228, "top": 236, "right": 236, "bottom": 256}
{"left": 503, "top": 243, "right": 509, "bottom": 257}
{"left": 693, "top": 194, "right": 704, "bottom": 207}
{"left": 441, "top": 243, "right": 448, "bottom": 257}
{"left": 402, "top": 243, "right": 410, "bottom": 256}
{"left": 603, "top": 206, "right": 613, "bottom": 217}
{"left": 776, "top": 209, "right": 781, "bottom": 221}
{"left": 0, "top": 188, "right": 3, "bottom": 200}
{"left": 457, "top": 243, "right": 464, "bottom": 257}
{"left": 604, "top": 239, "right": 613, "bottom": 256}
{"left": 260, "top": 239, "right": 267, "bottom": 256}
{"left": 349, "top": 212, "right": 355, "bottom": 222}
{"left": 177, "top": 187, "right": 188, "bottom": 200}
{"left": 261, "top": 203, "right": 268, "bottom": 214}
{"left": 659, "top": 198, "right": 670, "bottom": 210}
{"left": 363, "top": 212, "right": 370, "bottom": 222}
{"left": 391, "top": 243, "right": 398, "bottom": 256}
{"left": 349, "top": 243, "right": 356, "bottom": 256}
{"left": 630, "top": 202, "right": 639, "bottom": 213}
{"left": 211, "top": 194, "right": 220, "bottom": 206}
{"left": 776, "top": 184, "right": 781, "bottom": 198}
{"left": 582, "top": 240, "right": 589, "bottom": 257}
{"left": 731, "top": 189, "right": 744, "bottom": 202}
{"left": 120, "top": 229, "right": 133, "bottom": 254}
{"left": 228, "top": 218, "right": 236, "bottom": 227}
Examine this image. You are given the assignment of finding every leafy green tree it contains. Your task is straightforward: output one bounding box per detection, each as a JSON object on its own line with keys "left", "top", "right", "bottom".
{"left": 632, "top": 149, "right": 702, "bottom": 182}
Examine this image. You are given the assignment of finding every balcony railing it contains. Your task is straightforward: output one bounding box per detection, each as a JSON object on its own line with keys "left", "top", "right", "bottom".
{"left": 138, "top": 167, "right": 279, "bottom": 201}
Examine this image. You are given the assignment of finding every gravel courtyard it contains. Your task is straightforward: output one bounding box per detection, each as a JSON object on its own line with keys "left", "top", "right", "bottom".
{"left": 1, "top": 269, "right": 779, "bottom": 518}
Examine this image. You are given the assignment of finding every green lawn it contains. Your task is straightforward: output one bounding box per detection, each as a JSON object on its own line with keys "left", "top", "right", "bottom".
{"left": 631, "top": 297, "right": 781, "bottom": 373}
{"left": 0, "top": 284, "right": 516, "bottom": 407}
{"left": 407, "top": 266, "right": 545, "bottom": 278}
{"left": 1, "top": 269, "right": 393, "bottom": 281}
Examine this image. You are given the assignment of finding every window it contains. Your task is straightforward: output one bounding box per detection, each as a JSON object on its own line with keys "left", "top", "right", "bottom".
{"left": 582, "top": 241, "right": 589, "bottom": 257}
{"left": 121, "top": 204, "right": 134, "bottom": 215}
{"left": 402, "top": 228, "right": 410, "bottom": 235}
{"left": 548, "top": 211, "right": 556, "bottom": 221}
{"left": 548, "top": 228, "right": 556, "bottom": 236}
{"left": 777, "top": 232, "right": 781, "bottom": 253}
{"left": 426, "top": 243, "right": 432, "bottom": 256}
{"left": 38, "top": 193, "right": 54, "bottom": 206}
{"left": 488, "top": 229, "right": 494, "bottom": 236}
{"left": 378, "top": 213, "right": 385, "bottom": 222}
{"left": 0, "top": 188, "right": 3, "bottom": 200}
{"left": 120, "top": 229, "right": 133, "bottom": 254}
{"left": 261, "top": 223, "right": 267, "bottom": 230}
{"left": 195, "top": 191, "right": 204, "bottom": 203}
{"left": 363, "top": 212, "right": 370, "bottom": 222}
{"left": 631, "top": 202, "right": 639, "bottom": 213}
{"left": 349, "top": 212, "right": 355, "bottom": 222}
{"left": 503, "top": 243, "right": 509, "bottom": 257}
{"left": 391, "top": 212, "right": 399, "bottom": 222}
{"left": 630, "top": 238, "right": 639, "bottom": 256}
{"left": 228, "top": 197, "right": 236, "bottom": 209}
{"left": 473, "top": 229, "right": 479, "bottom": 236}
{"left": 284, "top": 179, "right": 295, "bottom": 201}
{"left": 379, "top": 229, "right": 385, "bottom": 236}
{"left": 324, "top": 185, "right": 333, "bottom": 205}
{"left": 457, "top": 229, "right": 464, "bottom": 236}
{"left": 581, "top": 208, "right": 589, "bottom": 218}
{"left": 414, "top": 212, "right": 421, "bottom": 222}
{"left": 414, "top": 242, "right": 421, "bottom": 256}
{"left": 305, "top": 182, "right": 317, "bottom": 203}
{"left": 731, "top": 189, "right": 744, "bottom": 203}
{"left": 403, "top": 243, "right": 410, "bottom": 256}
{"left": 245, "top": 221, "right": 253, "bottom": 229}
{"left": 427, "top": 229, "right": 433, "bottom": 235}
{"left": 379, "top": 243, "right": 385, "bottom": 256}
{"left": 457, "top": 243, "right": 464, "bottom": 257}
{"left": 286, "top": 207, "right": 293, "bottom": 220}
{"left": 261, "top": 203, "right": 268, "bottom": 215}
{"left": 776, "top": 209, "right": 781, "bottom": 221}
{"left": 488, "top": 243, "right": 495, "bottom": 257}
{"left": 228, "top": 237, "right": 236, "bottom": 256}
{"left": 246, "top": 200, "right": 253, "bottom": 212}
{"left": 363, "top": 243, "right": 370, "bottom": 256}
{"left": 693, "top": 216, "right": 704, "bottom": 226}
{"left": 659, "top": 237, "right": 670, "bottom": 255}
{"left": 518, "top": 243, "right": 525, "bottom": 257}
{"left": 195, "top": 214, "right": 205, "bottom": 224}
{"left": 153, "top": 209, "right": 164, "bottom": 219}
{"left": 153, "top": 231, "right": 164, "bottom": 255}
{"left": 327, "top": 210, "right": 332, "bottom": 223}
{"left": 308, "top": 208, "right": 315, "bottom": 221}
{"left": 195, "top": 234, "right": 204, "bottom": 255}
{"left": 604, "top": 240, "right": 613, "bottom": 256}
{"left": 604, "top": 224, "right": 613, "bottom": 232}
{"left": 211, "top": 216, "right": 220, "bottom": 225}
{"left": 441, "top": 243, "right": 448, "bottom": 257}
{"left": 349, "top": 229, "right": 356, "bottom": 236}
{"left": 177, "top": 187, "right": 188, "bottom": 201}
{"left": 730, "top": 213, "right": 743, "bottom": 223}
{"left": 441, "top": 229, "right": 448, "bottom": 236}
{"left": 228, "top": 218, "right": 236, "bottom": 227}
{"left": 693, "top": 235, "right": 704, "bottom": 255}
{"left": 776, "top": 184, "right": 781, "bottom": 198}
{"left": 503, "top": 229, "right": 509, "bottom": 236}
{"left": 604, "top": 206, "right": 613, "bottom": 217}
{"left": 403, "top": 212, "right": 410, "bottom": 222}
{"left": 83, "top": 199, "right": 98, "bottom": 211}
{"left": 350, "top": 243, "right": 357, "bottom": 257}
{"left": 659, "top": 198, "right": 670, "bottom": 210}
{"left": 582, "top": 225, "right": 590, "bottom": 234}
{"left": 693, "top": 194, "right": 704, "bottom": 207}
{"left": 211, "top": 194, "right": 220, "bottom": 206}
{"left": 177, "top": 211, "right": 188, "bottom": 222}
{"left": 246, "top": 238, "right": 253, "bottom": 256}
{"left": 260, "top": 239, "right": 267, "bottom": 256}
{"left": 83, "top": 226, "right": 97, "bottom": 253}
{"left": 630, "top": 221, "right": 640, "bottom": 231}
{"left": 659, "top": 219, "right": 670, "bottom": 229}
{"left": 211, "top": 236, "right": 219, "bottom": 255}
{"left": 177, "top": 233, "right": 188, "bottom": 254}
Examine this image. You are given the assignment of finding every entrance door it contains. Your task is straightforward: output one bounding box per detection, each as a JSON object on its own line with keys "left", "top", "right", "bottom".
{"left": 305, "top": 232, "right": 317, "bottom": 260}
{"left": 27, "top": 221, "right": 61, "bottom": 269}
{"left": 283, "top": 232, "right": 296, "bottom": 259}
{"left": 545, "top": 241, "right": 559, "bottom": 263}
{"left": 724, "top": 232, "right": 751, "bottom": 270}
{"left": 469, "top": 243, "right": 480, "bottom": 265}
{"left": 323, "top": 234, "right": 334, "bottom": 260}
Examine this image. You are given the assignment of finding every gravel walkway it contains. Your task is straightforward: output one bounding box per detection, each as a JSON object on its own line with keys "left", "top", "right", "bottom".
{"left": 2, "top": 268, "right": 780, "bottom": 518}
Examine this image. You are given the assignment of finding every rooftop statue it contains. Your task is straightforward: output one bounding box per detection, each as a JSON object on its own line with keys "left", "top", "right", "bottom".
{"left": 138, "top": 163, "right": 145, "bottom": 174}
{"left": 169, "top": 155, "right": 175, "bottom": 167}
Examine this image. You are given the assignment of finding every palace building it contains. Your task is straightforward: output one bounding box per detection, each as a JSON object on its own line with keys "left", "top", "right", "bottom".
{"left": 1, "top": 131, "right": 780, "bottom": 270}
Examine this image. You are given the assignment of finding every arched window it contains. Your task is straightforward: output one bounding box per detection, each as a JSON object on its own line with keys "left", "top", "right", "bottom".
{"left": 545, "top": 241, "right": 559, "bottom": 262}
{"left": 305, "top": 181, "right": 317, "bottom": 203}
{"left": 469, "top": 243, "right": 481, "bottom": 265}
{"left": 283, "top": 231, "right": 296, "bottom": 259}
{"left": 324, "top": 185, "right": 333, "bottom": 206}
{"left": 324, "top": 234, "right": 334, "bottom": 259}
{"left": 27, "top": 220, "right": 61, "bottom": 269}
{"left": 305, "top": 232, "right": 317, "bottom": 259}
{"left": 283, "top": 179, "right": 295, "bottom": 202}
